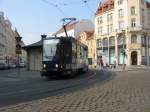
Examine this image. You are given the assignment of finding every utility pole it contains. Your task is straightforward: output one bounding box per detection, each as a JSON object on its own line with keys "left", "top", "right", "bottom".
{"left": 61, "top": 17, "right": 76, "bottom": 37}
{"left": 122, "top": 30, "right": 126, "bottom": 70}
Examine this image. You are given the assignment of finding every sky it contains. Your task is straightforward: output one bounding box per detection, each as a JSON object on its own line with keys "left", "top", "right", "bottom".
{"left": 0, "top": 0, "right": 100, "bottom": 45}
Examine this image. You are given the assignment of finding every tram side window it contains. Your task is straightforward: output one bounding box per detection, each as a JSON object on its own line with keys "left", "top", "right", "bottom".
{"left": 64, "top": 42, "right": 72, "bottom": 62}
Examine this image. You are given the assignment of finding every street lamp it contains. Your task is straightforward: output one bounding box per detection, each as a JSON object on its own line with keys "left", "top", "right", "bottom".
{"left": 122, "top": 30, "right": 126, "bottom": 70}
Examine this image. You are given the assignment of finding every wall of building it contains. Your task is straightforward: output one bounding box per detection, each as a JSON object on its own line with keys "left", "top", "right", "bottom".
{"left": 27, "top": 48, "right": 42, "bottom": 71}
{"left": 95, "top": 0, "right": 150, "bottom": 66}
{"left": 0, "top": 12, "right": 16, "bottom": 64}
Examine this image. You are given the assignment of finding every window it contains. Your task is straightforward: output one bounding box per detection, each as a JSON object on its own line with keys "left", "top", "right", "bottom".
{"left": 141, "top": 9, "right": 145, "bottom": 27}
{"left": 118, "top": 36, "right": 125, "bottom": 45}
{"left": 119, "top": 21, "right": 124, "bottom": 30}
{"left": 110, "top": 24, "right": 113, "bottom": 33}
{"left": 109, "top": 36, "right": 115, "bottom": 46}
{"left": 118, "top": 0, "right": 123, "bottom": 5}
{"left": 142, "top": 47, "right": 146, "bottom": 56}
{"left": 131, "top": 6, "right": 136, "bottom": 15}
{"left": 107, "top": 13, "right": 113, "bottom": 22}
{"left": 107, "top": 24, "right": 113, "bottom": 33}
{"left": 141, "top": 0, "right": 145, "bottom": 4}
{"left": 107, "top": 25, "right": 109, "bottom": 34}
{"left": 97, "top": 16, "right": 102, "bottom": 24}
{"left": 131, "top": 18, "right": 136, "bottom": 27}
{"left": 97, "top": 39, "right": 102, "bottom": 48}
{"left": 131, "top": 34, "right": 137, "bottom": 44}
{"left": 98, "top": 27, "right": 103, "bottom": 35}
{"left": 118, "top": 9, "right": 124, "bottom": 17}
{"left": 141, "top": 35, "right": 146, "bottom": 45}
{"left": 103, "top": 38, "right": 108, "bottom": 47}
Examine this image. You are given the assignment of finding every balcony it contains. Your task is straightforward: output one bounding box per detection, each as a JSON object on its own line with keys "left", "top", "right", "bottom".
{"left": 127, "top": 26, "right": 150, "bottom": 33}
{"left": 127, "top": 26, "right": 142, "bottom": 32}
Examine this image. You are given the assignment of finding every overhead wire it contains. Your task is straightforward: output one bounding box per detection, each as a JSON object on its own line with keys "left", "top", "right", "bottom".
{"left": 41, "top": 0, "right": 66, "bottom": 17}
{"left": 82, "top": 0, "right": 95, "bottom": 14}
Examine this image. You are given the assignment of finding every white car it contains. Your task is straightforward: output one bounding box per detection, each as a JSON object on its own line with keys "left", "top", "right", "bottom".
{"left": 19, "top": 62, "right": 25, "bottom": 68}
{"left": 0, "top": 63, "right": 8, "bottom": 70}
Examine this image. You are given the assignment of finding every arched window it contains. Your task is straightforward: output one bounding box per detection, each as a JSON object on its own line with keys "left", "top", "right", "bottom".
{"left": 109, "top": 36, "right": 115, "bottom": 46}
{"left": 131, "top": 34, "right": 137, "bottom": 44}
{"left": 141, "top": 35, "right": 146, "bottom": 45}
{"left": 118, "top": 36, "right": 124, "bottom": 45}
{"left": 103, "top": 38, "right": 108, "bottom": 47}
{"left": 97, "top": 39, "right": 102, "bottom": 48}
{"left": 131, "top": 6, "right": 136, "bottom": 15}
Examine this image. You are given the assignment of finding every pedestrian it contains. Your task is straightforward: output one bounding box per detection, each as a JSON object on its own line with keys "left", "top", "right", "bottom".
{"left": 113, "top": 60, "right": 116, "bottom": 69}
{"left": 97, "top": 56, "right": 103, "bottom": 70}
{"left": 100, "top": 57, "right": 104, "bottom": 69}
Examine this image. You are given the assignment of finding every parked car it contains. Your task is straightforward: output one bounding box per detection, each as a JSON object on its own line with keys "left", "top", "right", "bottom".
{"left": 8, "top": 63, "right": 16, "bottom": 69}
{"left": 0, "top": 63, "right": 8, "bottom": 70}
{"left": 19, "top": 62, "right": 25, "bottom": 68}
{"left": 16, "top": 62, "right": 25, "bottom": 68}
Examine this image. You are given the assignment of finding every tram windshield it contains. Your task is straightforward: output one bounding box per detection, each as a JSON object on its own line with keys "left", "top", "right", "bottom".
{"left": 43, "top": 39, "right": 60, "bottom": 61}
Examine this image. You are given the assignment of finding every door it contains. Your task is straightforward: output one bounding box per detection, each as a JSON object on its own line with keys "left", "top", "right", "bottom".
{"left": 131, "top": 51, "right": 137, "bottom": 65}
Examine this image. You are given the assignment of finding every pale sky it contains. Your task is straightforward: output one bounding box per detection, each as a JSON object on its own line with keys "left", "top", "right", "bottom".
{"left": 0, "top": 0, "right": 99, "bottom": 45}
{"left": 1, "top": 0, "right": 150, "bottom": 45}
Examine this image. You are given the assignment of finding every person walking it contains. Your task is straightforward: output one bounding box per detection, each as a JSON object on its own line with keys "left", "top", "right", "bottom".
{"left": 113, "top": 60, "right": 116, "bottom": 69}
{"left": 97, "top": 56, "right": 103, "bottom": 70}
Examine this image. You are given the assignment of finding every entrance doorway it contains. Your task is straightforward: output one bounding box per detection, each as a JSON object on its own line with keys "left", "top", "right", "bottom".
{"left": 131, "top": 51, "right": 137, "bottom": 65}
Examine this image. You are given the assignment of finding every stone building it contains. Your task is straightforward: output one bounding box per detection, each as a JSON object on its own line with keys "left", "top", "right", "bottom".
{"left": 95, "top": 0, "right": 150, "bottom": 66}
{"left": 0, "top": 12, "right": 16, "bottom": 64}
{"left": 79, "top": 31, "right": 96, "bottom": 68}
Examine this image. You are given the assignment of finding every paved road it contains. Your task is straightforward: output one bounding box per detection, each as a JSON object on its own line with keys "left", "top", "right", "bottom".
{"left": 0, "top": 68, "right": 112, "bottom": 108}
{"left": 1, "top": 68, "right": 150, "bottom": 112}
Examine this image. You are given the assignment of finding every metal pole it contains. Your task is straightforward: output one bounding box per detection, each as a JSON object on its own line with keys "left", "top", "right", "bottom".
{"left": 17, "top": 53, "right": 20, "bottom": 75}
{"left": 122, "top": 30, "right": 125, "bottom": 70}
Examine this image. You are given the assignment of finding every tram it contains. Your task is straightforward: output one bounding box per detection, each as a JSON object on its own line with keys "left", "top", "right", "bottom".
{"left": 41, "top": 36, "right": 88, "bottom": 77}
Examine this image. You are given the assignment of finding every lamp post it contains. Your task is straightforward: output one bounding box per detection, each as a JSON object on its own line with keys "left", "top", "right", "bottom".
{"left": 122, "top": 30, "right": 126, "bottom": 70}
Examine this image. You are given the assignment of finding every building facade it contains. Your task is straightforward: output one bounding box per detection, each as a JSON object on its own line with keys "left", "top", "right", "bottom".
{"left": 0, "top": 12, "right": 16, "bottom": 64}
{"left": 53, "top": 19, "right": 94, "bottom": 38}
{"left": 95, "top": 0, "right": 150, "bottom": 66}
{"left": 23, "top": 41, "right": 42, "bottom": 71}
{"left": 79, "top": 31, "right": 96, "bottom": 67}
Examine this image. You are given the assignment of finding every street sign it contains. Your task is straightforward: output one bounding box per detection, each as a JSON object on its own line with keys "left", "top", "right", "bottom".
{"left": 16, "top": 44, "right": 22, "bottom": 54}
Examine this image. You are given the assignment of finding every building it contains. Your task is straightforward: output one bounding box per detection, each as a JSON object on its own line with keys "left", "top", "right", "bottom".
{"left": 0, "top": 12, "right": 16, "bottom": 64}
{"left": 23, "top": 41, "right": 42, "bottom": 71}
{"left": 79, "top": 31, "right": 96, "bottom": 68}
{"left": 95, "top": 0, "right": 150, "bottom": 66}
{"left": 0, "top": 12, "right": 6, "bottom": 63}
{"left": 52, "top": 19, "right": 94, "bottom": 38}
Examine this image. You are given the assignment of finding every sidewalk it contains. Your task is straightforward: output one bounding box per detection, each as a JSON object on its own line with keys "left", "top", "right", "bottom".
{"left": 108, "top": 65, "right": 150, "bottom": 72}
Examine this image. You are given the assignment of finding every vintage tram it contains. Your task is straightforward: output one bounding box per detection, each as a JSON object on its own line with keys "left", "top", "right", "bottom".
{"left": 41, "top": 36, "right": 88, "bottom": 78}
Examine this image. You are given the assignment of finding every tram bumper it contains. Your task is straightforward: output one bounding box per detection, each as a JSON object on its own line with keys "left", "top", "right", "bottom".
{"left": 40, "top": 69, "right": 59, "bottom": 77}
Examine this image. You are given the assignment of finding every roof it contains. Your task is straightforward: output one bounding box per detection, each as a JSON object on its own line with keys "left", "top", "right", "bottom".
{"left": 85, "top": 31, "right": 94, "bottom": 40}
{"left": 22, "top": 41, "right": 42, "bottom": 49}
{"left": 52, "top": 21, "right": 79, "bottom": 36}
{"left": 95, "top": 0, "right": 114, "bottom": 16}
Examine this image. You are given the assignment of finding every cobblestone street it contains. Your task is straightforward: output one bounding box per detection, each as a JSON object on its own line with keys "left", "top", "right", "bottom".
{"left": 1, "top": 69, "right": 150, "bottom": 112}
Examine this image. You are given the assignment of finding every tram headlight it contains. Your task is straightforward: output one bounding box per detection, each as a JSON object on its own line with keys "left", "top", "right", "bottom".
{"left": 43, "top": 64, "right": 46, "bottom": 68}
{"left": 55, "top": 64, "right": 58, "bottom": 68}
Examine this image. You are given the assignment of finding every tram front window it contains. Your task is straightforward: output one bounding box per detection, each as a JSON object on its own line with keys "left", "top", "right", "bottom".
{"left": 43, "top": 39, "right": 60, "bottom": 61}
